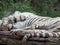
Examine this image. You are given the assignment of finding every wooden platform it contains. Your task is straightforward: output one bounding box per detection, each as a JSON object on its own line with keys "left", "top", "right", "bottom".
{"left": 0, "top": 38, "right": 60, "bottom": 45}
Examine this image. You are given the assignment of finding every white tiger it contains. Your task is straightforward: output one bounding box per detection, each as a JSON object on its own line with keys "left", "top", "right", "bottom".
{"left": 1, "top": 11, "right": 60, "bottom": 41}
{"left": 1, "top": 11, "right": 60, "bottom": 32}
{"left": 11, "top": 11, "right": 60, "bottom": 32}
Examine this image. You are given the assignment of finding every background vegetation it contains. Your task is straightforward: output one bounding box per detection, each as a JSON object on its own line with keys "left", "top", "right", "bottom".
{"left": 0, "top": 0, "right": 60, "bottom": 18}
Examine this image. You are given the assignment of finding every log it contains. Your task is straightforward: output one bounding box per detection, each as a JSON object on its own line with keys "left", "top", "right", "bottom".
{"left": 0, "top": 33, "right": 60, "bottom": 45}
{"left": 0, "top": 37, "right": 58, "bottom": 45}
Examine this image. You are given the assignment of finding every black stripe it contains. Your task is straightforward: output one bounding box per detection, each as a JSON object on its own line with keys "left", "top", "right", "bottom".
{"left": 28, "top": 17, "right": 36, "bottom": 26}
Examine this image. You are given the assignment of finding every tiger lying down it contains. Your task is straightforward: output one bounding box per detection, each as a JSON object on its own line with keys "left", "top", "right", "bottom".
{"left": 0, "top": 11, "right": 60, "bottom": 41}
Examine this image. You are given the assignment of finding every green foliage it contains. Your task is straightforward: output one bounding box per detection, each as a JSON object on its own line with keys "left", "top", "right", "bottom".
{"left": 0, "top": 0, "right": 60, "bottom": 18}
{"left": 30, "top": 0, "right": 60, "bottom": 17}
{"left": 0, "top": 0, "right": 38, "bottom": 18}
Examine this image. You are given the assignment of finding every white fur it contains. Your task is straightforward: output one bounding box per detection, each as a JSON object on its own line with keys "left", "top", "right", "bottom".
{"left": 8, "top": 24, "right": 13, "bottom": 29}
{"left": 13, "top": 21, "right": 26, "bottom": 29}
{"left": 54, "top": 33, "right": 59, "bottom": 37}
{"left": 2, "top": 17, "right": 9, "bottom": 25}
{"left": 20, "top": 12, "right": 38, "bottom": 20}
{"left": 13, "top": 11, "right": 21, "bottom": 21}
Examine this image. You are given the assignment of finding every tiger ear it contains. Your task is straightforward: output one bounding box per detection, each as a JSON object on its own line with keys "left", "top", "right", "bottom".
{"left": 8, "top": 15, "right": 14, "bottom": 23}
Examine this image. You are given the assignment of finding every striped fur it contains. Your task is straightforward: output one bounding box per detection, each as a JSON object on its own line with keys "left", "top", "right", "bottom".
{"left": 11, "top": 29, "right": 60, "bottom": 41}
{"left": 1, "top": 11, "right": 60, "bottom": 41}
{"left": 22, "top": 30, "right": 60, "bottom": 41}
{"left": 1, "top": 11, "right": 60, "bottom": 32}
